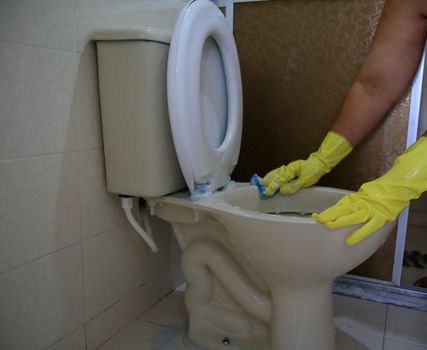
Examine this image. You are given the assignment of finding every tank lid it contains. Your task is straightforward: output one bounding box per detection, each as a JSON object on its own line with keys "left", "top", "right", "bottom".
{"left": 92, "top": 28, "right": 172, "bottom": 44}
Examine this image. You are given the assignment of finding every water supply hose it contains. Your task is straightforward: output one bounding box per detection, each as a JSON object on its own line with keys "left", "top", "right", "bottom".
{"left": 120, "top": 196, "right": 158, "bottom": 253}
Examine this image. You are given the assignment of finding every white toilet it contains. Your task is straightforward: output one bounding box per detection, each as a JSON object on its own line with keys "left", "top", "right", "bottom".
{"left": 93, "top": 1, "right": 393, "bottom": 349}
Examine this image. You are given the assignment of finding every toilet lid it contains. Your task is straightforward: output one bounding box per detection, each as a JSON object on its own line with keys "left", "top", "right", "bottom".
{"left": 167, "top": 0, "right": 243, "bottom": 195}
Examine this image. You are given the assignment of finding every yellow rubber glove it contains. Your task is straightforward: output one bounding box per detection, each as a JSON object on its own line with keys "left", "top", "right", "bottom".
{"left": 313, "top": 136, "right": 427, "bottom": 246}
{"left": 260, "top": 131, "right": 353, "bottom": 196}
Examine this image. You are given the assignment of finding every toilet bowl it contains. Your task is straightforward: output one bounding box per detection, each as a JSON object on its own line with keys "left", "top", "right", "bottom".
{"left": 153, "top": 184, "right": 392, "bottom": 350}
{"left": 93, "top": 0, "right": 394, "bottom": 349}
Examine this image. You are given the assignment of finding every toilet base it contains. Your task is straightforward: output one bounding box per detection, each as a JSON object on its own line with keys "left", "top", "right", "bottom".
{"left": 270, "top": 284, "right": 335, "bottom": 350}
{"left": 183, "top": 329, "right": 369, "bottom": 350}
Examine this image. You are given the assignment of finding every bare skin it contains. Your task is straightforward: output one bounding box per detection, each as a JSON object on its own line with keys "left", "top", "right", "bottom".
{"left": 331, "top": 0, "right": 427, "bottom": 147}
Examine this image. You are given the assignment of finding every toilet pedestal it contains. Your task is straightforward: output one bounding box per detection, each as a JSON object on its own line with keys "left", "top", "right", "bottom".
{"left": 271, "top": 284, "right": 335, "bottom": 350}
{"left": 152, "top": 185, "right": 393, "bottom": 350}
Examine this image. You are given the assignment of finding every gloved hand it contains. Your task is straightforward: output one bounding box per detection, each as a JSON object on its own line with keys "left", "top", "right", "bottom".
{"left": 313, "top": 136, "right": 427, "bottom": 246}
{"left": 260, "top": 131, "right": 352, "bottom": 196}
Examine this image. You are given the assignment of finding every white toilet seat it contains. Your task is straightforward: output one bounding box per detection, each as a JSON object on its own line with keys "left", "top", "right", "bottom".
{"left": 167, "top": 0, "right": 243, "bottom": 195}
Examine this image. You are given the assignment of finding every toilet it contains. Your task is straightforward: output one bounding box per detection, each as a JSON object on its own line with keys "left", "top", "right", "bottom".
{"left": 93, "top": 1, "right": 393, "bottom": 349}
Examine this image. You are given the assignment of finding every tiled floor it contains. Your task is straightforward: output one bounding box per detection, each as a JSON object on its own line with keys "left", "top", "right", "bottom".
{"left": 98, "top": 292, "right": 427, "bottom": 350}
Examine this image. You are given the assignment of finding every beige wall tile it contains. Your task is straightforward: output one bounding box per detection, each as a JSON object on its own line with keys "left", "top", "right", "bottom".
{"left": 144, "top": 216, "right": 180, "bottom": 280}
{"left": 83, "top": 224, "right": 150, "bottom": 320}
{"left": 76, "top": 53, "right": 102, "bottom": 150}
{"left": 0, "top": 2, "right": 186, "bottom": 350}
{"left": 78, "top": 149, "right": 126, "bottom": 239}
{"left": 0, "top": 42, "right": 79, "bottom": 159}
{"left": 0, "top": 244, "right": 84, "bottom": 350}
{"left": 0, "top": 0, "right": 74, "bottom": 52}
{"left": 0, "top": 153, "right": 82, "bottom": 273}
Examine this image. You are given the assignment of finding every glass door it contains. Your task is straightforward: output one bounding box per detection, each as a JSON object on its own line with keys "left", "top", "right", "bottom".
{"left": 395, "top": 45, "right": 427, "bottom": 290}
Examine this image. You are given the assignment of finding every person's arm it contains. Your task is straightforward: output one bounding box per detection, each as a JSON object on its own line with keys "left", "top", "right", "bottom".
{"left": 332, "top": 0, "right": 427, "bottom": 147}
{"left": 312, "top": 0, "right": 427, "bottom": 246}
{"left": 260, "top": 0, "right": 427, "bottom": 199}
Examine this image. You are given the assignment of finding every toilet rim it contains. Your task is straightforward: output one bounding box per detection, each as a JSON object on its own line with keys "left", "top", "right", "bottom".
{"left": 156, "top": 185, "right": 353, "bottom": 225}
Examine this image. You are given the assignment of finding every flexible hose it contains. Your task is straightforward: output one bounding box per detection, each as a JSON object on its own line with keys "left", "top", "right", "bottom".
{"left": 121, "top": 197, "right": 158, "bottom": 253}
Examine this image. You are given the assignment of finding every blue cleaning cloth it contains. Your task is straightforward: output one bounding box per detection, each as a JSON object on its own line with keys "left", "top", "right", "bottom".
{"left": 250, "top": 174, "right": 273, "bottom": 199}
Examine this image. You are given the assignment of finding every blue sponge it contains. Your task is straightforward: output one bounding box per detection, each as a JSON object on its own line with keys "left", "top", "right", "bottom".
{"left": 250, "top": 174, "right": 273, "bottom": 199}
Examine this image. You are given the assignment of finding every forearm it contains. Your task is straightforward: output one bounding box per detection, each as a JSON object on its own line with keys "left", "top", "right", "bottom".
{"left": 330, "top": 0, "right": 427, "bottom": 147}
{"left": 331, "top": 79, "right": 397, "bottom": 147}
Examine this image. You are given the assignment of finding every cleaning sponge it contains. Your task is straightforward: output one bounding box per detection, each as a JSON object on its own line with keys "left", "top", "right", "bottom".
{"left": 250, "top": 174, "right": 273, "bottom": 199}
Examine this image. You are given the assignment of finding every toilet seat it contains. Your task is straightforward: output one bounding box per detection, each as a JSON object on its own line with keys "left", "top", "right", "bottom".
{"left": 167, "top": 0, "right": 243, "bottom": 195}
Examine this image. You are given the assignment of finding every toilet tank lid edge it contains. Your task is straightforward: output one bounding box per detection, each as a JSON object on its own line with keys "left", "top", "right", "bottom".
{"left": 92, "top": 28, "right": 172, "bottom": 44}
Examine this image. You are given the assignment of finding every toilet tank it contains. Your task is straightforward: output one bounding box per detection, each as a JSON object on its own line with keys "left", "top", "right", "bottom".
{"left": 93, "top": 29, "right": 186, "bottom": 197}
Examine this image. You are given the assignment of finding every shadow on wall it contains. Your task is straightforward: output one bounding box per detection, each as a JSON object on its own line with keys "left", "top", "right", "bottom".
{"left": 232, "top": 0, "right": 411, "bottom": 281}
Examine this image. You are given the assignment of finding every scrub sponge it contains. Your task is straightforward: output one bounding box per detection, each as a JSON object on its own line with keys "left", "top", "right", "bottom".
{"left": 250, "top": 174, "right": 273, "bottom": 199}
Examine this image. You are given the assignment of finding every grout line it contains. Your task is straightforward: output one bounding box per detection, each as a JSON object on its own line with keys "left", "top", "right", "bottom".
{"left": 0, "top": 220, "right": 127, "bottom": 279}
{"left": 0, "top": 147, "right": 101, "bottom": 164}
{"left": 0, "top": 38, "right": 75, "bottom": 54}
{"left": 45, "top": 326, "right": 84, "bottom": 350}
{"left": 384, "top": 336, "right": 427, "bottom": 348}
{"left": 0, "top": 170, "right": 120, "bottom": 278}
{"left": 85, "top": 282, "right": 152, "bottom": 350}
{"left": 78, "top": 150, "right": 89, "bottom": 350}
{"left": 381, "top": 304, "right": 389, "bottom": 350}
{"left": 89, "top": 274, "right": 175, "bottom": 350}
{"left": 83, "top": 270, "right": 167, "bottom": 325}
{"left": 137, "top": 319, "right": 170, "bottom": 328}
{"left": 0, "top": 238, "right": 84, "bottom": 277}
{"left": 382, "top": 304, "right": 390, "bottom": 350}
{"left": 73, "top": 0, "right": 76, "bottom": 55}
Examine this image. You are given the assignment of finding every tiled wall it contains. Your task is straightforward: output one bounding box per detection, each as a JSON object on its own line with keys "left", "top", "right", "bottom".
{"left": 0, "top": 1, "right": 186, "bottom": 349}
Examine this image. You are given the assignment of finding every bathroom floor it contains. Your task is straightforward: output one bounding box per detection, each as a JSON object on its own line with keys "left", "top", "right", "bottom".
{"left": 97, "top": 291, "right": 427, "bottom": 350}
